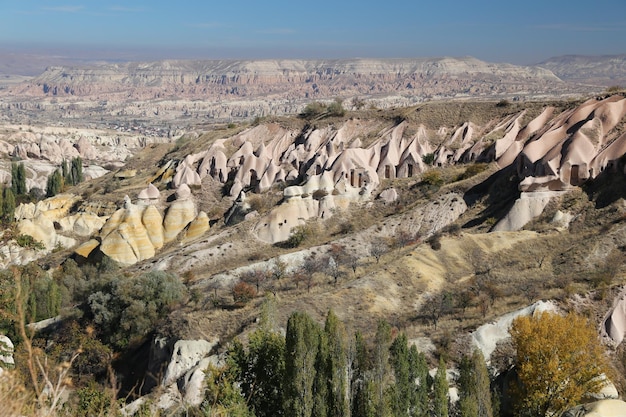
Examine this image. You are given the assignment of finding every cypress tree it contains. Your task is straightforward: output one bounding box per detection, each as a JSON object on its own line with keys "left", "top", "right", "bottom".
{"left": 46, "top": 169, "right": 63, "bottom": 197}
{"left": 324, "top": 310, "right": 349, "bottom": 417}
{"left": 409, "top": 345, "right": 429, "bottom": 417}
{"left": 11, "top": 162, "right": 27, "bottom": 196}
{"left": 312, "top": 330, "right": 329, "bottom": 417}
{"left": 351, "top": 331, "right": 374, "bottom": 417}
{"left": 2, "top": 187, "right": 15, "bottom": 223}
{"left": 284, "top": 311, "right": 321, "bottom": 417}
{"left": 390, "top": 333, "right": 411, "bottom": 417}
{"left": 373, "top": 320, "right": 392, "bottom": 417}
{"left": 458, "top": 350, "right": 493, "bottom": 417}
{"left": 68, "top": 156, "right": 83, "bottom": 186}
{"left": 433, "top": 357, "right": 449, "bottom": 417}
{"left": 61, "top": 160, "right": 68, "bottom": 181}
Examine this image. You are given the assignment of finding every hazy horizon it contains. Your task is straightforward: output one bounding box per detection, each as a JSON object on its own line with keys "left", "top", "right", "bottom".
{"left": 1, "top": 0, "right": 625, "bottom": 74}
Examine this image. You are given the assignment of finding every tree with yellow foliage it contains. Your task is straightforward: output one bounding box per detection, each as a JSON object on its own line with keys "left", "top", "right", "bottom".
{"left": 510, "top": 311, "right": 609, "bottom": 417}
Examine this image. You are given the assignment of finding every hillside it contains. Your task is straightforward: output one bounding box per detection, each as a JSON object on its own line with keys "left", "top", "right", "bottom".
{"left": 1, "top": 94, "right": 626, "bottom": 416}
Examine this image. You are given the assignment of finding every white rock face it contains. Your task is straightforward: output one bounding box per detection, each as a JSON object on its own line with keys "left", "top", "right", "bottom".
{"left": 493, "top": 192, "right": 564, "bottom": 232}
{"left": 470, "top": 300, "right": 558, "bottom": 362}
{"left": 162, "top": 339, "right": 217, "bottom": 387}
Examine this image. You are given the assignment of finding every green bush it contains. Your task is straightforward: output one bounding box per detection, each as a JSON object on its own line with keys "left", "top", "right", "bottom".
{"left": 422, "top": 153, "right": 435, "bottom": 165}
{"left": 278, "top": 225, "right": 311, "bottom": 248}
{"left": 15, "top": 234, "right": 45, "bottom": 250}
{"left": 86, "top": 271, "right": 187, "bottom": 349}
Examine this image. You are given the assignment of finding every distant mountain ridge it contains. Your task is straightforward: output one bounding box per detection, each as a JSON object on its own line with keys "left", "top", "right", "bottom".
{"left": 11, "top": 56, "right": 563, "bottom": 100}
{"left": 537, "top": 54, "right": 626, "bottom": 86}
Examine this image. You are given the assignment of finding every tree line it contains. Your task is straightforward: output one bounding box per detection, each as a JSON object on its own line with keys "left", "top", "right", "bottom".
{"left": 202, "top": 304, "right": 494, "bottom": 417}
{"left": 198, "top": 303, "right": 609, "bottom": 417}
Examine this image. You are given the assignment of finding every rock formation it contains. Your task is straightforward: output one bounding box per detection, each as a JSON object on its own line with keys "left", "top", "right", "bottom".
{"left": 563, "top": 399, "right": 626, "bottom": 417}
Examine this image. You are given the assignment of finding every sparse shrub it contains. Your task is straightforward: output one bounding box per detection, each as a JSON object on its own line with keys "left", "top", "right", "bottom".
{"left": 369, "top": 238, "right": 389, "bottom": 263}
{"left": 227, "top": 122, "right": 237, "bottom": 129}
{"left": 421, "top": 170, "right": 444, "bottom": 187}
{"left": 232, "top": 282, "right": 256, "bottom": 305}
{"left": 457, "top": 163, "right": 488, "bottom": 181}
{"left": 327, "top": 98, "right": 345, "bottom": 117}
{"left": 484, "top": 217, "right": 497, "bottom": 227}
{"left": 496, "top": 99, "right": 510, "bottom": 107}
{"left": 15, "top": 234, "right": 45, "bottom": 251}
{"left": 352, "top": 96, "right": 365, "bottom": 110}
{"left": 428, "top": 234, "right": 442, "bottom": 250}
{"left": 301, "top": 101, "right": 326, "bottom": 119}
{"left": 606, "top": 85, "right": 623, "bottom": 93}
{"left": 422, "top": 153, "right": 435, "bottom": 165}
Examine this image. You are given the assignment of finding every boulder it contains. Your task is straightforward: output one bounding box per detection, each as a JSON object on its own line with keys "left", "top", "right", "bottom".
{"left": 379, "top": 188, "right": 398, "bottom": 203}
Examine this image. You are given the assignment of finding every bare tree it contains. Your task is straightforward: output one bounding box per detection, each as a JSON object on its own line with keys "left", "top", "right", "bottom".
{"left": 240, "top": 268, "right": 268, "bottom": 293}
{"left": 370, "top": 238, "right": 389, "bottom": 264}
{"left": 420, "top": 292, "right": 453, "bottom": 329}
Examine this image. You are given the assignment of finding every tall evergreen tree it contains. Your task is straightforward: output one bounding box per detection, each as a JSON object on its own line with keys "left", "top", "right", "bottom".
{"left": 373, "top": 320, "right": 392, "bottom": 417}
{"left": 433, "top": 357, "right": 449, "bottom": 417}
{"left": 67, "top": 156, "right": 84, "bottom": 186}
{"left": 61, "top": 160, "right": 68, "bottom": 181}
{"left": 312, "top": 330, "right": 329, "bottom": 417}
{"left": 284, "top": 311, "right": 321, "bottom": 417}
{"left": 408, "top": 345, "right": 429, "bottom": 417}
{"left": 11, "top": 162, "right": 26, "bottom": 196}
{"left": 46, "top": 169, "right": 63, "bottom": 197}
{"left": 2, "top": 187, "right": 15, "bottom": 223}
{"left": 390, "top": 333, "right": 411, "bottom": 417}
{"left": 351, "top": 331, "right": 374, "bottom": 417}
{"left": 324, "top": 310, "right": 349, "bottom": 417}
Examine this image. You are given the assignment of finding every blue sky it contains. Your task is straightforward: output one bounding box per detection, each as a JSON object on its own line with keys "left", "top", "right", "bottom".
{"left": 1, "top": 0, "right": 625, "bottom": 64}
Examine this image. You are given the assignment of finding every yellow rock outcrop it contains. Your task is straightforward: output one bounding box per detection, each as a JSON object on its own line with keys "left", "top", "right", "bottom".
{"left": 185, "top": 211, "right": 209, "bottom": 242}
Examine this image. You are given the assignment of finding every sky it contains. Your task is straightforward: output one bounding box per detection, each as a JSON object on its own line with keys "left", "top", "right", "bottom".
{"left": 1, "top": 0, "right": 625, "bottom": 65}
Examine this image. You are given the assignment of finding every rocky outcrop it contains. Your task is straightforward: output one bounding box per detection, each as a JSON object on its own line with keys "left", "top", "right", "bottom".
{"left": 563, "top": 399, "right": 626, "bottom": 417}
{"left": 498, "top": 96, "right": 626, "bottom": 192}
{"left": 493, "top": 191, "right": 565, "bottom": 231}
{"left": 124, "top": 338, "right": 220, "bottom": 413}
{"left": 99, "top": 199, "right": 157, "bottom": 264}
{"left": 77, "top": 187, "right": 205, "bottom": 265}
{"left": 602, "top": 287, "right": 626, "bottom": 345}
{"left": 471, "top": 300, "right": 558, "bottom": 361}
{"left": 163, "top": 186, "right": 197, "bottom": 243}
